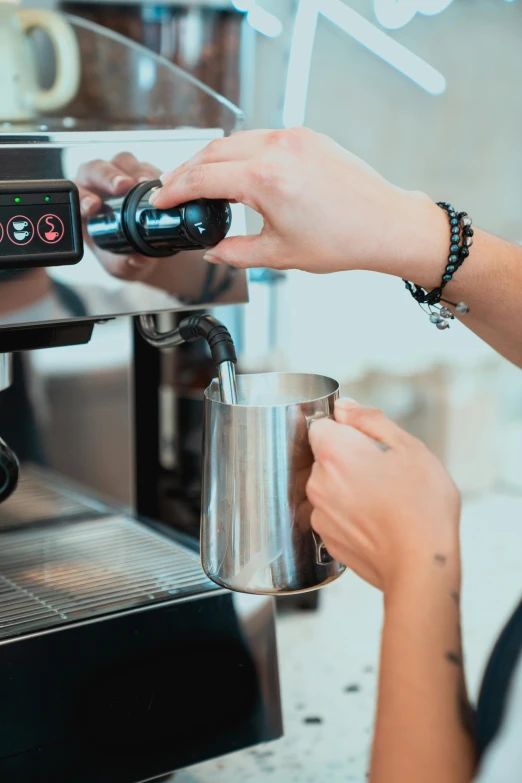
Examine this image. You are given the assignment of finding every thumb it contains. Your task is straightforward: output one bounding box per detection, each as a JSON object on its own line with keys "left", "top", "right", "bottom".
{"left": 334, "top": 397, "right": 363, "bottom": 425}
{"left": 334, "top": 398, "right": 403, "bottom": 448}
{"left": 308, "top": 417, "right": 354, "bottom": 460}
{"left": 203, "top": 234, "right": 269, "bottom": 270}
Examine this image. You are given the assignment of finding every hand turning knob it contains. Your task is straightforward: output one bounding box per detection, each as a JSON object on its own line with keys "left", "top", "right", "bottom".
{"left": 87, "top": 179, "right": 232, "bottom": 258}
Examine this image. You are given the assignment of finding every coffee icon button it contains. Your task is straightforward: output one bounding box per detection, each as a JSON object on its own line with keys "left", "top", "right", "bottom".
{"left": 7, "top": 216, "right": 34, "bottom": 246}
{"left": 37, "top": 214, "right": 65, "bottom": 245}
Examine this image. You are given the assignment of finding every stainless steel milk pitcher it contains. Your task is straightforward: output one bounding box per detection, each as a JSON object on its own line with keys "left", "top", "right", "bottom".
{"left": 201, "top": 373, "right": 346, "bottom": 595}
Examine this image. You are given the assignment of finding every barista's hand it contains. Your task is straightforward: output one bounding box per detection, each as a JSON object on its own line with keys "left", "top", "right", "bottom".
{"left": 307, "top": 399, "right": 461, "bottom": 593}
{"left": 152, "top": 127, "right": 447, "bottom": 278}
{"left": 76, "top": 153, "right": 162, "bottom": 281}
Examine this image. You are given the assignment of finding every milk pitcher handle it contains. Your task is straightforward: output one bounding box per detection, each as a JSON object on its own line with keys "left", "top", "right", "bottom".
{"left": 304, "top": 410, "right": 336, "bottom": 567}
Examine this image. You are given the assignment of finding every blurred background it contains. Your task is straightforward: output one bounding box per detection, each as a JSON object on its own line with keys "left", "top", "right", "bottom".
{"left": 8, "top": 2, "right": 522, "bottom": 778}
{"left": 21, "top": 0, "right": 522, "bottom": 500}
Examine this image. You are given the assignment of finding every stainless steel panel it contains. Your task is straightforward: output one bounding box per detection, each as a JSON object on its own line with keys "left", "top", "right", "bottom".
{"left": 0, "top": 130, "right": 248, "bottom": 329}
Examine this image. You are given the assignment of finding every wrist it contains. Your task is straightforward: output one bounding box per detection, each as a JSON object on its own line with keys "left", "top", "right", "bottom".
{"left": 367, "top": 190, "right": 449, "bottom": 287}
{"left": 385, "top": 540, "right": 462, "bottom": 607}
{"left": 401, "top": 192, "right": 451, "bottom": 288}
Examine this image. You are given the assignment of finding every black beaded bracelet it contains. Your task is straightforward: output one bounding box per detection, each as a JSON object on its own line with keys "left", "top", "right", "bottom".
{"left": 403, "top": 202, "right": 472, "bottom": 330}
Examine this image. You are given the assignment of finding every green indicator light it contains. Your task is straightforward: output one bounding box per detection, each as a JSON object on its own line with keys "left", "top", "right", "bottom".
{"left": 44, "top": 196, "right": 51, "bottom": 203}
{"left": 14, "top": 197, "right": 21, "bottom": 204}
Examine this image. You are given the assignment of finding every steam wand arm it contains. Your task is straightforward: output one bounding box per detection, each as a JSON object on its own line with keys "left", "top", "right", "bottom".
{"left": 137, "top": 314, "right": 238, "bottom": 404}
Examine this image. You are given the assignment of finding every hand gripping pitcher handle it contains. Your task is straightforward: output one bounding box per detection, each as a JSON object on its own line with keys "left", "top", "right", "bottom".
{"left": 304, "top": 410, "right": 335, "bottom": 567}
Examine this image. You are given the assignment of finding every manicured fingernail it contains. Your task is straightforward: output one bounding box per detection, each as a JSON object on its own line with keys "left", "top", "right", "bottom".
{"left": 81, "top": 195, "right": 97, "bottom": 215}
{"left": 335, "top": 398, "right": 361, "bottom": 421}
{"left": 203, "top": 253, "right": 224, "bottom": 265}
{"left": 149, "top": 188, "right": 160, "bottom": 206}
{"left": 112, "top": 175, "right": 133, "bottom": 191}
{"left": 160, "top": 171, "right": 174, "bottom": 184}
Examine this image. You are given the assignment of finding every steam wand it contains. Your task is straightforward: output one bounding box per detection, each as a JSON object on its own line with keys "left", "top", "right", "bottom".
{"left": 137, "top": 314, "right": 238, "bottom": 405}
{"left": 0, "top": 354, "right": 12, "bottom": 393}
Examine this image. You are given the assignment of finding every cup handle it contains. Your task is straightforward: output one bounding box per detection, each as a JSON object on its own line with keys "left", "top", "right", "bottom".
{"left": 0, "top": 437, "right": 19, "bottom": 503}
{"left": 17, "top": 10, "right": 81, "bottom": 114}
{"left": 304, "top": 409, "right": 336, "bottom": 566}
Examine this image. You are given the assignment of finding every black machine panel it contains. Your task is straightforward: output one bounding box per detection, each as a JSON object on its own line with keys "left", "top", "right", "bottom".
{"left": 0, "top": 591, "right": 282, "bottom": 783}
{"left": 0, "top": 470, "right": 282, "bottom": 783}
{"left": 0, "top": 180, "right": 83, "bottom": 268}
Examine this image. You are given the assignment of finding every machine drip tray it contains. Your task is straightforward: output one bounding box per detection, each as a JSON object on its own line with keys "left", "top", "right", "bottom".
{"left": 0, "top": 471, "right": 282, "bottom": 782}
{"left": 0, "top": 467, "right": 218, "bottom": 642}
{"left": 0, "top": 469, "right": 105, "bottom": 531}
{"left": 0, "top": 515, "right": 216, "bottom": 641}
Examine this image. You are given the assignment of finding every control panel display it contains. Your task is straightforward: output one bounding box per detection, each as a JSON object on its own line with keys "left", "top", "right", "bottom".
{"left": 0, "top": 181, "right": 83, "bottom": 269}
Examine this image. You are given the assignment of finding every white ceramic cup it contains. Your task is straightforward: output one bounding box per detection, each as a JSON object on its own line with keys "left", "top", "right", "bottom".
{"left": 0, "top": 2, "right": 81, "bottom": 122}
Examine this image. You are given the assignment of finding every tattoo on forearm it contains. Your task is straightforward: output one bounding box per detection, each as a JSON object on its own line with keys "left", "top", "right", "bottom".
{"left": 445, "top": 651, "right": 475, "bottom": 736}
{"left": 457, "top": 675, "right": 476, "bottom": 739}
{"left": 445, "top": 651, "right": 463, "bottom": 666}
{"left": 444, "top": 603, "right": 475, "bottom": 739}
{"left": 434, "top": 554, "right": 447, "bottom": 565}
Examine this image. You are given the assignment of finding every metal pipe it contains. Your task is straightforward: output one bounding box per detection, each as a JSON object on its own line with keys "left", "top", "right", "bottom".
{"left": 137, "top": 315, "right": 185, "bottom": 349}
{"left": 218, "top": 360, "right": 238, "bottom": 405}
{"left": 138, "top": 313, "right": 238, "bottom": 403}
{"left": 0, "top": 354, "right": 13, "bottom": 393}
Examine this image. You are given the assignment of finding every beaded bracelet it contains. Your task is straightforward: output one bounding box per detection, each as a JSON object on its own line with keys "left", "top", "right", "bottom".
{"left": 403, "top": 202, "right": 473, "bottom": 330}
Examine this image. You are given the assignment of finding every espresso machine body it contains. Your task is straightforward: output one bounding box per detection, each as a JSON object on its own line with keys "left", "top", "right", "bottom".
{"left": 0, "top": 482, "right": 281, "bottom": 783}
{"left": 0, "top": 17, "right": 283, "bottom": 777}
{"left": 0, "top": 129, "right": 248, "bottom": 326}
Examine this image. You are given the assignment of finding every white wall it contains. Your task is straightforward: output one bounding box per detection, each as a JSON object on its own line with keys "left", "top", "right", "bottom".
{"left": 246, "top": 0, "right": 522, "bottom": 383}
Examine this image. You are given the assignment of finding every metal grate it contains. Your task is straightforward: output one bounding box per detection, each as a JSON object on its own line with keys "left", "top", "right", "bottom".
{"left": 0, "top": 516, "right": 216, "bottom": 641}
{"left": 0, "top": 472, "right": 103, "bottom": 531}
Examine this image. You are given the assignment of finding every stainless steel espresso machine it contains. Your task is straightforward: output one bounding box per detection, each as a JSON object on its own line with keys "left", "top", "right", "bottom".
{"left": 0, "top": 16, "right": 281, "bottom": 783}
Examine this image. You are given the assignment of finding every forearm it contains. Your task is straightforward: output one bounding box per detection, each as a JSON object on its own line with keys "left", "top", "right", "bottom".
{"left": 437, "top": 229, "right": 522, "bottom": 367}
{"left": 370, "top": 554, "right": 476, "bottom": 783}
{"left": 370, "top": 196, "right": 522, "bottom": 367}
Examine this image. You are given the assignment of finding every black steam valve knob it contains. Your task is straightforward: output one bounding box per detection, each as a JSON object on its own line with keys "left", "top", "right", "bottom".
{"left": 87, "top": 179, "right": 232, "bottom": 258}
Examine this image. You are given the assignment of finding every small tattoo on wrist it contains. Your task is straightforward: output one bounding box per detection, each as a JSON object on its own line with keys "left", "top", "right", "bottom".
{"left": 445, "top": 651, "right": 463, "bottom": 666}
{"left": 457, "top": 677, "right": 475, "bottom": 739}
{"left": 434, "top": 554, "right": 447, "bottom": 565}
{"left": 451, "top": 591, "right": 460, "bottom": 606}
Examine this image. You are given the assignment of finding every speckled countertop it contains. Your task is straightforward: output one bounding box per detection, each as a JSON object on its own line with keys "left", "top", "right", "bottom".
{"left": 171, "top": 491, "right": 522, "bottom": 783}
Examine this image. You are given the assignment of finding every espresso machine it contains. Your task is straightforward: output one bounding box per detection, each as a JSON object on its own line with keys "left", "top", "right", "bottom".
{"left": 0, "top": 15, "right": 281, "bottom": 783}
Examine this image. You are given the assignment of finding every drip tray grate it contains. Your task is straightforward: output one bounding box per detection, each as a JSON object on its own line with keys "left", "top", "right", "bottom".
{"left": 0, "top": 472, "right": 104, "bottom": 531}
{"left": 0, "top": 516, "right": 215, "bottom": 641}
